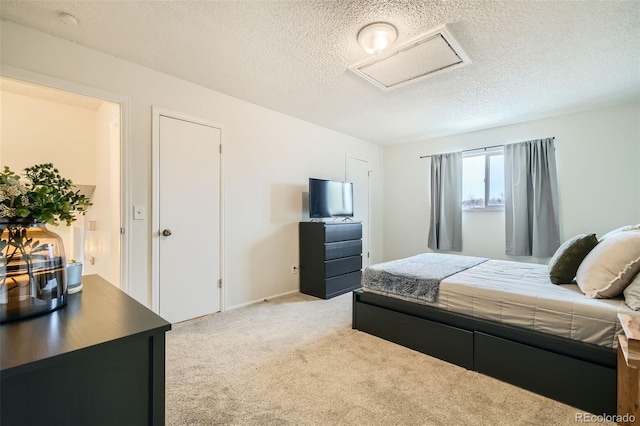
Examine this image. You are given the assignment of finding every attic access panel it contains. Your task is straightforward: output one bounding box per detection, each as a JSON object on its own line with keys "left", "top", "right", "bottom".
{"left": 350, "top": 25, "right": 470, "bottom": 91}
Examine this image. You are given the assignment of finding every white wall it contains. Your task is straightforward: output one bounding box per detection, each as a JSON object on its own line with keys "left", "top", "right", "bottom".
{"left": 384, "top": 102, "right": 640, "bottom": 263}
{"left": 0, "top": 91, "right": 97, "bottom": 183}
{"left": 0, "top": 21, "right": 384, "bottom": 309}
{"left": 83, "top": 102, "right": 120, "bottom": 284}
{"left": 0, "top": 89, "right": 97, "bottom": 259}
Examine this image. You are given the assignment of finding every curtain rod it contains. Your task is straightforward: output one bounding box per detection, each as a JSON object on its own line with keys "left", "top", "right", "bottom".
{"left": 418, "top": 137, "right": 555, "bottom": 159}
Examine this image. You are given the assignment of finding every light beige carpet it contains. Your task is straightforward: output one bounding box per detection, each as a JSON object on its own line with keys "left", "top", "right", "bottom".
{"left": 166, "top": 292, "right": 613, "bottom": 425}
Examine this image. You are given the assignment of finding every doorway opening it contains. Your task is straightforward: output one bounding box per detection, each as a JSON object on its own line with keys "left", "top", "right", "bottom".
{"left": 0, "top": 76, "right": 123, "bottom": 288}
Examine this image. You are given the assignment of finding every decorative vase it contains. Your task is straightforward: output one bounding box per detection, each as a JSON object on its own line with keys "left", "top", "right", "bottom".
{"left": 0, "top": 218, "right": 68, "bottom": 323}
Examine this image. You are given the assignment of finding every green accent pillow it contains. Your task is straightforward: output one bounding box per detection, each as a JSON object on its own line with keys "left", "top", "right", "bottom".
{"left": 548, "top": 233, "right": 598, "bottom": 284}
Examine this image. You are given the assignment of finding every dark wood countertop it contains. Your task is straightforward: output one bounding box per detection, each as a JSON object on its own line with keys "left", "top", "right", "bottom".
{"left": 1, "top": 275, "right": 171, "bottom": 372}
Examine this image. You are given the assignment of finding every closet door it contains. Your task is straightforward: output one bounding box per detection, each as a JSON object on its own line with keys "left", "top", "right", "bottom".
{"left": 347, "top": 157, "right": 370, "bottom": 266}
{"left": 157, "top": 114, "right": 221, "bottom": 323}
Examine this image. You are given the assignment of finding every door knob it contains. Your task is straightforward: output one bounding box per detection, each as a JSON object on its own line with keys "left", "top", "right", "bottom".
{"left": 162, "top": 229, "right": 172, "bottom": 237}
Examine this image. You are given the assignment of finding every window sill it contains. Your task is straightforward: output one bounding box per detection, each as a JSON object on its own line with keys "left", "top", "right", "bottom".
{"left": 463, "top": 206, "right": 505, "bottom": 212}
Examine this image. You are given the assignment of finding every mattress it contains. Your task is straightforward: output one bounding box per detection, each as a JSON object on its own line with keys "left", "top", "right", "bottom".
{"left": 363, "top": 258, "right": 638, "bottom": 348}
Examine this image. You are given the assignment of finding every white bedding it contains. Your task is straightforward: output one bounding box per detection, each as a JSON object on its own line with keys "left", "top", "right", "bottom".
{"left": 364, "top": 259, "right": 638, "bottom": 348}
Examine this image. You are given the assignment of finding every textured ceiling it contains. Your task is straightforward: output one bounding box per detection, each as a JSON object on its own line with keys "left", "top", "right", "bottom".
{"left": 1, "top": 1, "right": 639, "bottom": 145}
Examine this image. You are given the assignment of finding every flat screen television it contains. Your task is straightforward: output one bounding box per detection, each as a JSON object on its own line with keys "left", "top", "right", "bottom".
{"left": 309, "top": 178, "right": 354, "bottom": 218}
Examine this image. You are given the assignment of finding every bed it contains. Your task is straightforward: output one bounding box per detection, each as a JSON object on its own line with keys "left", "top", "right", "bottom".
{"left": 352, "top": 249, "right": 640, "bottom": 415}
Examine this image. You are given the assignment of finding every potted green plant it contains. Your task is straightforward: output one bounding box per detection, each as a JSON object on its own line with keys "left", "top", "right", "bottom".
{"left": 0, "top": 163, "right": 92, "bottom": 322}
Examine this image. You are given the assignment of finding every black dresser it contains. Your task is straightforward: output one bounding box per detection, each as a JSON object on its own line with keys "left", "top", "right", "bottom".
{"left": 1, "top": 275, "right": 171, "bottom": 426}
{"left": 299, "top": 221, "right": 362, "bottom": 299}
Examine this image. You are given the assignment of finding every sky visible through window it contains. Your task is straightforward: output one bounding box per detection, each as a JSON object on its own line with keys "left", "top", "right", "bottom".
{"left": 462, "top": 153, "right": 504, "bottom": 208}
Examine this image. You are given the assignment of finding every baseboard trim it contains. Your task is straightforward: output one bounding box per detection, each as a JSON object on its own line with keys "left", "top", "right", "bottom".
{"left": 226, "top": 289, "right": 300, "bottom": 311}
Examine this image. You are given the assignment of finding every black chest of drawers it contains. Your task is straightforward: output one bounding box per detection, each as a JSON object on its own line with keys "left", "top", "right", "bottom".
{"left": 0, "top": 275, "right": 171, "bottom": 426}
{"left": 299, "top": 221, "right": 362, "bottom": 299}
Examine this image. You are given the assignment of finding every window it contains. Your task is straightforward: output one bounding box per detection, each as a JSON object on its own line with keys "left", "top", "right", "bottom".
{"left": 462, "top": 148, "right": 504, "bottom": 209}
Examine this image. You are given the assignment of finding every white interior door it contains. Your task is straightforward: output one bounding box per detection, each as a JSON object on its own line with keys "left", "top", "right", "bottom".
{"left": 158, "top": 115, "right": 221, "bottom": 323}
{"left": 347, "top": 157, "right": 370, "bottom": 267}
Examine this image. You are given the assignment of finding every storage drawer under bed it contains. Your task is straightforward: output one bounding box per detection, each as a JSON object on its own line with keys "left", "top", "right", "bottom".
{"left": 474, "top": 332, "right": 616, "bottom": 415}
{"left": 353, "top": 293, "right": 617, "bottom": 415}
{"left": 354, "top": 301, "right": 474, "bottom": 369}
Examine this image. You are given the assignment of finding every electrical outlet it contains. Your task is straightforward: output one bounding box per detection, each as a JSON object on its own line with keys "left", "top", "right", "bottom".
{"left": 290, "top": 264, "right": 299, "bottom": 274}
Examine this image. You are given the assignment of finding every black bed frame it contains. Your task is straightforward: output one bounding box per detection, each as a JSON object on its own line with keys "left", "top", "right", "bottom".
{"left": 352, "top": 289, "right": 617, "bottom": 414}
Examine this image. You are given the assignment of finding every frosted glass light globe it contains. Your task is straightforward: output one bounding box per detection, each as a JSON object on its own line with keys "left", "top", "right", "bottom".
{"left": 357, "top": 22, "right": 397, "bottom": 55}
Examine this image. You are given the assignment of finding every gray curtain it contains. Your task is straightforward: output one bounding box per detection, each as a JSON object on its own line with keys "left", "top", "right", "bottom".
{"left": 504, "top": 138, "right": 560, "bottom": 257}
{"left": 427, "top": 152, "right": 462, "bottom": 251}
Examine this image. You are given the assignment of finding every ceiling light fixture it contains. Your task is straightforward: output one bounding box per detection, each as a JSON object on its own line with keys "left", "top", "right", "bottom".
{"left": 357, "top": 22, "right": 397, "bottom": 55}
{"left": 350, "top": 24, "right": 471, "bottom": 91}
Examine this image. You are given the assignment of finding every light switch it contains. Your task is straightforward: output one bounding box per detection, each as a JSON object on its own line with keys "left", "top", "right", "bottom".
{"left": 133, "top": 205, "right": 146, "bottom": 220}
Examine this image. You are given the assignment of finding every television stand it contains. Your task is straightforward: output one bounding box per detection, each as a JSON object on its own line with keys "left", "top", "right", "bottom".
{"left": 299, "top": 221, "right": 362, "bottom": 299}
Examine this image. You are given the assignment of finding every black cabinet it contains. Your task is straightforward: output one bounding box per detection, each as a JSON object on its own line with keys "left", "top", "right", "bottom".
{"left": 299, "top": 221, "right": 362, "bottom": 299}
{"left": 0, "top": 275, "right": 171, "bottom": 426}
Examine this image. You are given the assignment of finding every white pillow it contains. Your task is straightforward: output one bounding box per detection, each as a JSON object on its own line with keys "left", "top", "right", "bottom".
{"left": 576, "top": 230, "right": 640, "bottom": 298}
{"left": 600, "top": 224, "right": 640, "bottom": 241}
